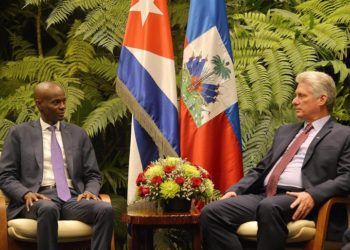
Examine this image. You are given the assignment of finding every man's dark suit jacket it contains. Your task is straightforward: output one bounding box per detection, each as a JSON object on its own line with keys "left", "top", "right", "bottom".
{"left": 227, "top": 118, "right": 350, "bottom": 240}
{"left": 0, "top": 120, "right": 102, "bottom": 220}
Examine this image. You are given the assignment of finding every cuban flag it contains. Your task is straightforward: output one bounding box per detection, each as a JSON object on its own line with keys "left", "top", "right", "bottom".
{"left": 180, "top": 0, "right": 243, "bottom": 193}
{"left": 117, "top": 0, "right": 179, "bottom": 203}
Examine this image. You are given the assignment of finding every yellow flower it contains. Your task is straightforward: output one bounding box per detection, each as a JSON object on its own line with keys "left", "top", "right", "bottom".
{"left": 160, "top": 180, "right": 180, "bottom": 199}
{"left": 163, "top": 156, "right": 182, "bottom": 165}
{"left": 203, "top": 179, "right": 214, "bottom": 197}
{"left": 145, "top": 165, "right": 164, "bottom": 179}
{"left": 182, "top": 164, "right": 200, "bottom": 178}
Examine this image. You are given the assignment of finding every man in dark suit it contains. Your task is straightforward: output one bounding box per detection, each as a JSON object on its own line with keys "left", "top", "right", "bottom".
{"left": 201, "top": 71, "right": 350, "bottom": 250}
{"left": 0, "top": 81, "right": 114, "bottom": 250}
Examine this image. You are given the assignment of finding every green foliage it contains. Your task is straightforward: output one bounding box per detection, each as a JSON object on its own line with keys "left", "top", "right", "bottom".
{"left": 110, "top": 194, "right": 127, "bottom": 249}
{"left": 82, "top": 97, "right": 127, "bottom": 137}
{"left": 45, "top": 0, "right": 129, "bottom": 53}
{"left": 90, "top": 57, "right": 118, "bottom": 81}
{"left": 9, "top": 34, "right": 37, "bottom": 60}
{"left": 65, "top": 21, "right": 96, "bottom": 76}
{"left": 231, "top": 0, "right": 350, "bottom": 169}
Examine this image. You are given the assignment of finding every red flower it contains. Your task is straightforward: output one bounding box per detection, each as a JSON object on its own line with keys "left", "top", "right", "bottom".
{"left": 201, "top": 172, "right": 210, "bottom": 179}
{"left": 164, "top": 165, "right": 176, "bottom": 173}
{"left": 191, "top": 177, "right": 202, "bottom": 188}
{"left": 151, "top": 176, "right": 163, "bottom": 185}
{"left": 136, "top": 173, "right": 146, "bottom": 186}
{"left": 138, "top": 186, "right": 150, "bottom": 197}
{"left": 175, "top": 176, "right": 185, "bottom": 185}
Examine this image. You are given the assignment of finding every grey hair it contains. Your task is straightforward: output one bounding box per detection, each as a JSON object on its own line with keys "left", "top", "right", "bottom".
{"left": 295, "top": 71, "right": 336, "bottom": 111}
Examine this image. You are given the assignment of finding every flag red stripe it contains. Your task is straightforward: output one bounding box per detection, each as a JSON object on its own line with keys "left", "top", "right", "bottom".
{"left": 180, "top": 100, "right": 243, "bottom": 192}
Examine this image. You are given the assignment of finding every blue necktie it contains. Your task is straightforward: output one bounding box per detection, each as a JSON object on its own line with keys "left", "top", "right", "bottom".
{"left": 49, "top": 126, "right": 71, "bottom": 201}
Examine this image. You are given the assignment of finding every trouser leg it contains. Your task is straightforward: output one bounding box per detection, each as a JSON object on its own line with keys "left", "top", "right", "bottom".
{"left": 62, "top": 196, "right": 114, "bottom": 250}
{"left": 21, "top": 199, "right": 61, "bottom": 250}
{"left": 256, "top": 194, "right": 296, "bottom": 250}
{"left": 200, "top": 194, "right": 264, "bottom": 250}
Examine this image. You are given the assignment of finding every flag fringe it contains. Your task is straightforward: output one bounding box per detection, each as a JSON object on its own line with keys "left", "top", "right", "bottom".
{"left": 115, "top": 78, "right": 178, "bottom": 158}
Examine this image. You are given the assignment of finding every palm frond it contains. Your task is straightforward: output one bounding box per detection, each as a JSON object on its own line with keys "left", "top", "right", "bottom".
{"left": 24, "top": 0, "right": 50, "bottom": 6}
{"left": 333, "top": 94, "right": 350, "bottom": 121}
{"left": 313, "top": 60, "right": 350, "bottom": 83}
{"left": 0, "top": 119, "right": 15, "bottom": 146}
{"left": 9, "top": 34, "right": 37, "bottom": 60}
{"left": 62, "top": 85, "right": 84, "bottom": 122}
{"left": 46, "top": 0, "right": 79, "bottom": 27}
{"left": 241, "top": 114, "right": 274, "bottom": 171}
{"left": 296, "top": 0, "right": 339, "bottom": 20}
{"left": 82, "top": 97, "right": 127, "bottom": 137}
{"left": 235, "top": 74, "right": 255, "bottom": 112}
{"left": 325, "top": 4, "right": 350, "bottom": 25}
{"left": 309, "top": 23, "right": 348, "bottom": 54}
{"left": 75, "top": 0, "right": 129, "bottom": 53}
{"left": 0, "top": 84, "right": 38, "bottom": 124}
{"left": 65, "top": 21, "right": 96, "bottom": 76}
{"left": 110, "top": 194, "right": 127, "bottom": 242}
{"left": 263, "top": 49, "right": 294, "bottom": 107}
{"left": 90, "top": 57, "right": 118, "bottom": 81}
{"left": 169, "top": 2, "right": 189, "bottom": 28}
{"left": 246, "top": 62, "right": 272, "bottom": 112}
{"left": 46, "top": 0, "right": 104, "bottom": 27}
{"left": 281, "top": 40, "right": 318, "bottom": 74}
{"left": 1, "top": 57, "right": 40, "bottom": 81}
{"left": 270, "top": 9, "right": 303, "bottom": 25}
{"left": 37, "top": 56, "right": 66, "bottom": 82}
{"left": 101, "top": 163, "right": 128, "bottom": 191}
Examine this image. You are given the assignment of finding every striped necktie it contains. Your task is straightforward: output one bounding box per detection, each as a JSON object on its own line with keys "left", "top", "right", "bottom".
{"left": 266, "top": 123, "right": 313, "bottom": 197}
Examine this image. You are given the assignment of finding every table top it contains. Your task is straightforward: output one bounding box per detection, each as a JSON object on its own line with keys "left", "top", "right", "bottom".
{"left": 122, "top": 210, "right": 200, "bottom": 225}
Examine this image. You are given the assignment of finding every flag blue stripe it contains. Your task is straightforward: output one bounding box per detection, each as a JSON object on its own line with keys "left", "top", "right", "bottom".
{"left": 134, "top": 119, "right": 159, "bottom": 168}
{"left": 118, "top": 47, "right": 180, "bottom": 154}
{"left": 225, "top": 103, "right": 242, "bottom": 148}
{"left": 186, "top": 0, "right": 233, "bottom": 60}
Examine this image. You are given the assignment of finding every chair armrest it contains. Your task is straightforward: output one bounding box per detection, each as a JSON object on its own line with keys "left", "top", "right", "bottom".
{"left": 99, "top": 194, "right": 111, "bottom": 203}
{"left": 307, "top": 196, "right": 350, "bottom": 250}
{"left": 0, "top": 195, "right": 8, "bottom": 250}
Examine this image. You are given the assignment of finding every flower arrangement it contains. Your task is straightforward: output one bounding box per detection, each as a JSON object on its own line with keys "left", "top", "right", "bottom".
{"left": 136, "top": 157, "right": 216, "bottom": 202}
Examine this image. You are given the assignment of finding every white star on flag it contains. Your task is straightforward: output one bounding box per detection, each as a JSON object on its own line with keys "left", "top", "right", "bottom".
{"left": 130, "top": 0, "right": 163, "bottom": 26}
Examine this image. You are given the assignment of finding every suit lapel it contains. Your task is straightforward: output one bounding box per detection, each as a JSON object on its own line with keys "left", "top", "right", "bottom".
{"left": 60, "top": 122, "right": 74, "bottom": 175}
{"left": 302, "top": 119, "right": 333, "bottom": 167}
{"left": 32, "top": 121, "right": 44, "bottom": 170}
{"left": 272, "top": 123, "right": 303, "bottom": 163}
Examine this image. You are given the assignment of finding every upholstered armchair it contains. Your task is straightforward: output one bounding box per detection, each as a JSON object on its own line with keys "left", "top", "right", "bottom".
{"left": 0, "top": 190, "right": 115, "bottom": 250}
{"left": 236, "top": 196, "right": 350, "bottom": 250}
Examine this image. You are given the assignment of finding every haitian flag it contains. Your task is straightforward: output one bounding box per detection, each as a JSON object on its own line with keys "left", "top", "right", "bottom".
{"left": 180, "top": 0, "right": 243, "bottom": 193}
{"left": 116, "top": 0, "right": 179, "bottom": 203}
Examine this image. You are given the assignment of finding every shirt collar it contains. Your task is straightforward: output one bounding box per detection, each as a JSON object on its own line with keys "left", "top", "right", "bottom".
{"left": 40, "top": 118, "right": 60, "bottom": 131}
{"left": 304, "top": 115, "right": 330, "bottom": 132}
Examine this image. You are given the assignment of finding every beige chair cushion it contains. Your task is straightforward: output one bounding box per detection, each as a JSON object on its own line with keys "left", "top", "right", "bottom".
{"left": 8, "top": 219, "right": 93, "bottom": 243}
{"left": 236, "top": 220, "right": 316, "bottom": 243}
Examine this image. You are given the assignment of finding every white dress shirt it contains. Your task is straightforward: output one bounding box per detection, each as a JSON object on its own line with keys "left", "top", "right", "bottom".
{"left": 264, "top": 115, "right": 330, "bottom": 188}
{"left": 40, "top": 118, "right": 73, "bottom": 188}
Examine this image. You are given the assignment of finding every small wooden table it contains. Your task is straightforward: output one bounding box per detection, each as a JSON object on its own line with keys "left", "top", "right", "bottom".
{"left": 122, "top": 210, "right": 201, "bottom": 250}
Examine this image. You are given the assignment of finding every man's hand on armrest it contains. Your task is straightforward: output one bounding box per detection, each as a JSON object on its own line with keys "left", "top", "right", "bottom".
{"left": 77, "top": 191, "right": 100, "bottom": 202}
{"left": 287, "top": 191, "right": 315, "bottom": 220}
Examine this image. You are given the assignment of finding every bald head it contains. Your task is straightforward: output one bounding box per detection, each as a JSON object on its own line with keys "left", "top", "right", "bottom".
{"left": 34, "top": 81, "right": 66, "bottom": 125}
{"left": 34, "top": 81, "right": 64, "bottom": 100}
